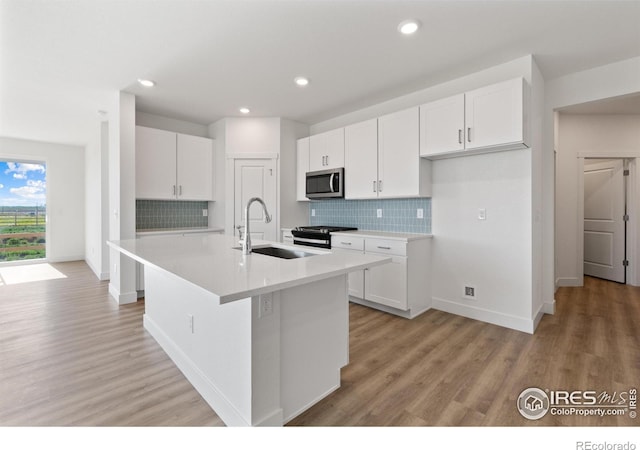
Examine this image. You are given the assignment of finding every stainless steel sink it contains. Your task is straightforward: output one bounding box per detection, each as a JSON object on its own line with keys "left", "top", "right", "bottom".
{"left": 234, "top": 245, "right": 316, "bottom": 259}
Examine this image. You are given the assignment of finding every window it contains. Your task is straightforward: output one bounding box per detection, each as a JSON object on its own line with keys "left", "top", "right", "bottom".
{"left": 0, "top": 161, "right": 47, "bottom": 262}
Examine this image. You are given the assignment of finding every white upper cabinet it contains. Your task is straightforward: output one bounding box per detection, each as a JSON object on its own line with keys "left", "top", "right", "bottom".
{"left": 309, "top": 128, "right": 344, "bottom": 172}
{"left": 136, "top": 126, "right": 214, "bottom": 201}
{"left": 378, "top": 107, "right": 430, "bottom": 198}
{"left": 136, "top": 126, "right": 178, "bottom": 200}
{"left": 464, "top": 78, "right": 525, "bottom": 150}
{"left": 344, "top": 118, "right": 378, "bottom": 199}
{"left": 419, "top": 94, "right": 465, "bottom": 156}
{"left": 176, "top": 133, "right": 214, "bottom": 201}
{"left": 296, "top": 137, "right": 310, "bottom": 201}
{"left": 420, "top": 77, "right": 528, "bottom": 159}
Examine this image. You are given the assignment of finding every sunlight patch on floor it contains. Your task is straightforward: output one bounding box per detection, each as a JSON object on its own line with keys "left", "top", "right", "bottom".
{"left": 0, "top": 263, "right": 67, "bottom": 285}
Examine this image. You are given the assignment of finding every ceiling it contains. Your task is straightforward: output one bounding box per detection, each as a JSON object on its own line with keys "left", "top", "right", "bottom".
{"left": 1, "top": 0, "right": 640, "bottom": 147}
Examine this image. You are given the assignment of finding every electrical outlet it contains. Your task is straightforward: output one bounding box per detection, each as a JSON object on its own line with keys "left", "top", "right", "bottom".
{"left": 464, "top": 286, "right": 476, "bottom": 299}
{"left": 311, "top": 209, "right": 316, "bottom": 217}
{"left": 417, "top": 208, "right": 424, "bottom": 219}
{"left": 377, "top": 209, "right": 383, "bottom": 218}
{"left": 259, "top": 293, "right": 273, "bottom": 318}
{"left": 202, "top": 209, "right": 208, "bottom": 217}
{"left": 478, "top": 208, "right": 487, "bottom": 220}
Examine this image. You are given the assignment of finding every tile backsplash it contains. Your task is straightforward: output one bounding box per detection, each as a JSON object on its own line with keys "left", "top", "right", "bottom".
{"left": 309, "top": 198, "right": 431, "bottom": 234}
{"left": 136, "top": 200, "right": 208, "bottom": 230}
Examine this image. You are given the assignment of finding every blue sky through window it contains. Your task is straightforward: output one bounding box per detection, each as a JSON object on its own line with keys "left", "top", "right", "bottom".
{"left": 0, "top": 161, "right": 47, "bottom": 207}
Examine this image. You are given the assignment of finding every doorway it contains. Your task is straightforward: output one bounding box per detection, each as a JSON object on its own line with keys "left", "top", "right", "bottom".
{"left": 232, "top": 158, "right": 277, "bottom": 241}
{"left": 0, "top": 161, "right": 47, "bottom": 263}
{"left": 578, "top": 156, "right": 638, "bottom": 286}
{"left": 582, "top": 159, "right": 626, "bottom": 283}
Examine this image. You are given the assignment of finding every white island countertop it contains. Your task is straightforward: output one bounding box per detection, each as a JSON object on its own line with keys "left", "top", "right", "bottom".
{"left": 108, "top": 233, "right": 390, "bottom": 304}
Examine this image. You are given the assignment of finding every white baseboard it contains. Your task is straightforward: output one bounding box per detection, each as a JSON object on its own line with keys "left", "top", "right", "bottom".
{"left": 556, "top": 277, "right": 581, "bottom": 287}
{"left": 47, "top": 255, "right": 84, "bottom": 263}
{"left": 85, "top": 258, "right": 110, "bottom": 281}
{"left": 108, "top": 283, "right": 137, "bottom": 305}
{"left": 432, "top": 297, "right": 535, "bottom": 334}
{"left": 143, "top": 314, "right": 254, "bottom": 427}
{"left": 542, "top": 300, "right": 556, "bottom": 314}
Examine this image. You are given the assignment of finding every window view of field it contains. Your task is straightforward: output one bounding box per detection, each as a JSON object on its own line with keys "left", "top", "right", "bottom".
{"left": 0, "top": 162, "right": 47, "bottom": 262}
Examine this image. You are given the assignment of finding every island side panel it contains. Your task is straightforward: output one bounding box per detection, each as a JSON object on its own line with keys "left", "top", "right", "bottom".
{"left": 143, "top": 265, "right": 254, "bottom": 426}
{"left": 279, "top": 274, "right": 349, "bottom": 423}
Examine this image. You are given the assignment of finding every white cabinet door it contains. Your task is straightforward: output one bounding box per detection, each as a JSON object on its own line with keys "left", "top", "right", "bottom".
{"left": 377, "top": 107, "right": 420, "bottom": 198}
{"left": 364, "top": 254, "right": 408, "bottom": 311}
{"left": 464, "top": 77, "right": 524, "bottom": 150}
{"left": 331, "top": 247, "right": 365, "bottom": 299}
{"left": 419, "top": 94, "right": 465, "bottom": 156}
{"left": 176, "top": 133, "right": 213, "bottom": 201}
{"left": 345, "top": 118, "right": 378, "bottom": 199}
{"left": 135, "top": 126, "right": 177, "bottom": 200}
{"left": 296, "top": 137, "right": 310, "bottom": 201}
{"left": 309, "top": 128, "right": 344, "bottom": 171}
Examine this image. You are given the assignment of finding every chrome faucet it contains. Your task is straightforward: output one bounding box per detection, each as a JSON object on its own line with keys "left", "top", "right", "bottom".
{"left": 240, "top": 197, "right": 272, "bottom": 255}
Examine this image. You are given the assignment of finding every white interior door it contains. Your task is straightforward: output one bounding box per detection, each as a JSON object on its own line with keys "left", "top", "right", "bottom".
{"left": 234, "top": 158, "right": 277, "bottom": 241}
{"left": 583, "top": 159, "right": 625, "bottom": 283}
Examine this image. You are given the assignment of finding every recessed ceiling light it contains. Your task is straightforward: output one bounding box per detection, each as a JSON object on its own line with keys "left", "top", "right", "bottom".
{"left": 294, "top": 77, "right": 310, "bottom": 87}
{"left": 239, "top": 107, "right": 250, "bottom": 114}
{"left": 398, "top": 19, "right": 421, "bottom": 35}
{"left": 137, "top": 78, "right": 156, "bottom": 87}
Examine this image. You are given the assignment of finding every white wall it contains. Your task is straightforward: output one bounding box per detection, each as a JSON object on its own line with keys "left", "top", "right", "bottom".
{"left": 555, "top": 114, "right": 640, "bottom": 286}
{"left": 546, "top": 56, "right": 640, "bottom": 288}
{"left": 431, "top": 150, "right": 533, "bottom": 328}
{"left": 84, "top": 120, "right": 110, "bottom": 279}
{"left": 279, "top": 119, "right": 309, "bottom": 228}
{"left": 108, "top": 92, "right": 137, "bottom": 304}
{"left": 0, "top": 137, "right": 85, "bottom": 262}
{"left": 136, "top": 111, "right": 209, "bottom": 137}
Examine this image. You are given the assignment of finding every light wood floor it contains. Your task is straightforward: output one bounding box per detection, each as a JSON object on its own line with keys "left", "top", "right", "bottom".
{"left": 1, "top": 262, "right": 638, "bottom": 426}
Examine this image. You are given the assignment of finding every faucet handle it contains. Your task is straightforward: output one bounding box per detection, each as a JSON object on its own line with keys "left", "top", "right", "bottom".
{"left": 236, "top": 225, "right": 245, "bottom": 241}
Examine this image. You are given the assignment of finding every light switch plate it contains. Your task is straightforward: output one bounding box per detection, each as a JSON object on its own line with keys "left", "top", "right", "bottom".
{"left": 376, "top": 209, "right": 383, "bottom": 218}
{"left": 311, "top": 209, "right": 316, "bottom": 217}
{"left": 202, "top": 209, "right": 208, "bottom": 217}
{"left": 417, "top": 208, "right": 424, "bottom": 219}
{"left": 478, "top": 208, "right": 486, "bottom": 220}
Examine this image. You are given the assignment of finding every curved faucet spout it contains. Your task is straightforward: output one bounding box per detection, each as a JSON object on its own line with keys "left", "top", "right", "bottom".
{"left": 241, "top": 197, "right": 272, "bottom": 255}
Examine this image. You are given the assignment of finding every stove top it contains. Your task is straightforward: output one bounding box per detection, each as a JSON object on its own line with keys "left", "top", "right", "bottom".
{"left": 294, "top": 226, "right": 357, "bottom": 234}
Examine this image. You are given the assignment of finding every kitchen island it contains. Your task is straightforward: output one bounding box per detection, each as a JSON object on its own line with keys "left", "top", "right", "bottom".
{"left": 108, "top": 233, "right": 390, "bottom": 426}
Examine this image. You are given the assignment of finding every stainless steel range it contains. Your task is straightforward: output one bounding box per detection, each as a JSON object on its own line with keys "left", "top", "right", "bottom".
{"left": 291, "top": 226, "right": 358, "bottom": 249}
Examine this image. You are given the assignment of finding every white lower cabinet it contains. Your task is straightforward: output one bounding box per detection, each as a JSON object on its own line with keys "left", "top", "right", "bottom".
{"left": 331, "top": 232, "right": 431, "bottom": 319}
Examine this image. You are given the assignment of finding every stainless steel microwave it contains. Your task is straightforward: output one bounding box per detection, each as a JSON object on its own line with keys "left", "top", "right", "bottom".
{"left": 306, "top": 168, "right": 344, "bottom": 199}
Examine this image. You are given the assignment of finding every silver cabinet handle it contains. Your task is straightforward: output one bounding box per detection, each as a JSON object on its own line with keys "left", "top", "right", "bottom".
{"left": 173, "top": 185, "right": 176, "bottom": 196}
{"left": 467, "top": 127, "right": 471, "bottom": 142}
{"left": 458, "top": 129, "right": 462, "bottom": 144}
{"left": 378, "top": 180, "right": 383, "bottom": 192}
{"left": 373, "top": 180, "right": 377, "bottom": 192}
{"left": 326, "top": 155, "right": 329, "bottom": 166}
{"left": 179, "top": 185, "right": 183, "bottom": 196}
{"left": 340, "top": 241, "right": 352, "bottom": 245}
{"left": 377, "top": 246, "right": 391, "bottom": 250}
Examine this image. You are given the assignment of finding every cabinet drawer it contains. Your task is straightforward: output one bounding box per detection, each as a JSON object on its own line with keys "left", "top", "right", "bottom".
{"left": 365, "top": 238, "right": 406, "bottom": 256}
{"left": 331, "top": 235, "right": 364, "bottom": 251}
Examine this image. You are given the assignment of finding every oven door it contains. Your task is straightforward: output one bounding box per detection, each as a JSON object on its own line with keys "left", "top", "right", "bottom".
{"left": 291, "top": 230, "right": 331, "bottom": 248}
{"left": 306, "top": 168, "right": 344, "bottom": 199}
